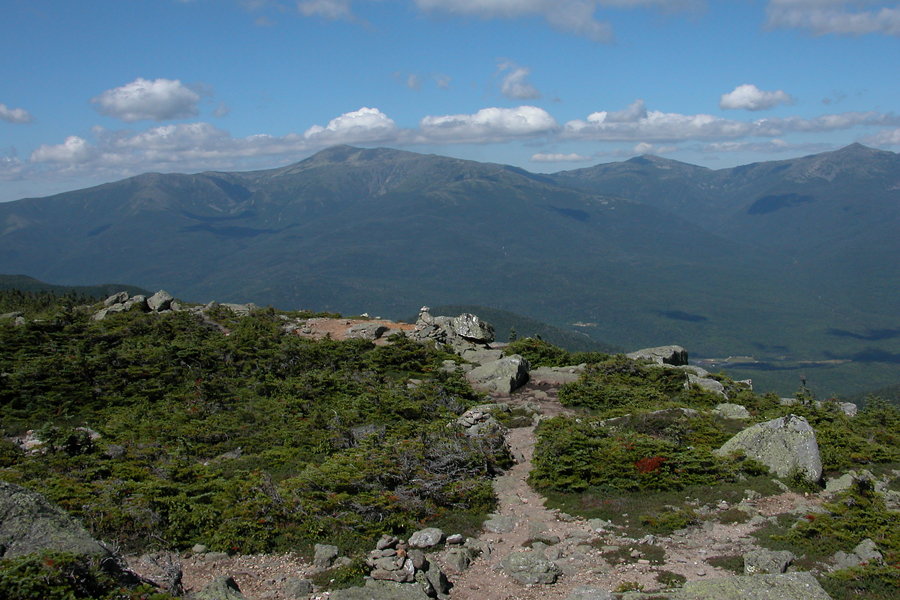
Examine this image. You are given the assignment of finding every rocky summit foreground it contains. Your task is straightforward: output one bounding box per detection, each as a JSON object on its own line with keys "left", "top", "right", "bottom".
{"left": 2, "top": 296, "right": 899, "bottom": 600}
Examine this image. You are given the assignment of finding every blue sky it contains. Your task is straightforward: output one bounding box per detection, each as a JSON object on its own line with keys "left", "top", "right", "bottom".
{"left": 2, "top": 0, "right": 899, "bottom": 202}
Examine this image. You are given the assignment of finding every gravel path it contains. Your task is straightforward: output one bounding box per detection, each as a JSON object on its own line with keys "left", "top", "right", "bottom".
{"left": 130, "top": 368, "right": 818, "bottom": 599}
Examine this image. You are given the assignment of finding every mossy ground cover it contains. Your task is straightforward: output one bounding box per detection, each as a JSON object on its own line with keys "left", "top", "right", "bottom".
{"left": 0, "top": 296, "right": 508, "bottom": 566}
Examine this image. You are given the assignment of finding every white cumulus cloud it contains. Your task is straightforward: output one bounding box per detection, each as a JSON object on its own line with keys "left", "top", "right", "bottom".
{"left": 31, "top": 136, "right": 99, "bottom": 164}
{"left": 530, "top": 152, "right": 593, "bottom": 162}
{"left": 766, "top": 0, "right": 900, "bottom": 36}
{"left": 0, "top": 156, "right": 26, "bottom": 180}
{"left": 304, "top": 107, "right": 399, "bottom": 143}
{"left": 632, "top": 142, "right": 676, "bottom": 154}
{"left": 0, "top": 103, "right": 34, "bottom": 124}
{"left": 420, "top": 106, "right": 558, "bottom": 143}
{"left": 720, "top": 84, "right": 796, "bottom": 111}
{"left": 498, "top": 62, "right": 542, "bottom": 100}
{"left": 700, "top": 139, "right": 832, "bottom": 154}
{"left": 861, "top": 127, "right": 900, "bottom": 147}
{"left": 563, "top": 100, "right": 899, "bottom": 142}
{"left": 91, "top": 78, "right": 203, "bottom": 123}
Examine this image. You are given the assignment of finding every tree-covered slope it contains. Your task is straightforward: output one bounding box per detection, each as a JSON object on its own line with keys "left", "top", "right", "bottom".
{"left": 0, "top": 299, "right": 507, "bottom": 560}
{"left": 2, "top": 145, "right": 900, "bottom": 396}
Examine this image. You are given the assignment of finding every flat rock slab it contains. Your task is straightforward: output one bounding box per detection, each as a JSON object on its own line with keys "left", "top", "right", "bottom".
{"left": 483, "top": 515, "right": 520, "bottom": 533}
{"left": 500, "top": 551, "right": 561, "bottom": 585}
{"left": 0, "top": 480, "right": 111, "bottom": 559}
{"left": 529, "top": 366, "right": 583, "bottom": 385}
{"left": 565, "top": 586, "right": 614, "bottom": 600}
{"left": 673, "top": 572, "right": 832, "bottom": 600}
{"left": 627, "top": 345, "right": 688, "bottom": 366}
{"left": 330, "top": 579, "right": 431, "bottom": 600}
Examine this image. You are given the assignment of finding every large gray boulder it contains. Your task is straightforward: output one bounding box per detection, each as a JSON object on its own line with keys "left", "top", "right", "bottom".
{"left": 147, "top": 290, "right": 174, "bottom": 312}
{"left": 104, "top": 291, "right": 130, "bottom": 307}
{"left": 466, "top": 355, "right": 530, "bottom": 394}
{"left": 313, "top": 543, "right": 340, "bottom": 568}
{"left": 500, "top": 551, "right": 561, "bottom": 584}
{"left": 195, "top": 576, "right": 247, "bottom": 600}
{"left": 715, "top": 415, "right": 823, "bottom": 482}
{"left": 452, "top": 313, "right": 495, "bottom": 343}
{"left": 673, "top": 572, "right": 832, "bottom": 600}
{"left": 715, "top": 403, "right": 752, "bottom": 420}
{"left": 627, "top": 345, "right": 688, "bottom": 366}
{"left": 408, "top": 527, "right": 444, "bottom": 549}
{"left": 744, "top": 549, "right": 795, "bottom": 575}
{"left": 0, "top": 480, "right": 112, "bottom": 559}
{"left": 686, "top": 374, "right": 727, "bottom": 399}
{"left": 832, "top": 538, "right": 883, "bottom": 570}
{"left": 283, "top": 577, "right": 314, "bottom": 598}
{"left": 442, "top": 546, "right": 473, "bottom": 573}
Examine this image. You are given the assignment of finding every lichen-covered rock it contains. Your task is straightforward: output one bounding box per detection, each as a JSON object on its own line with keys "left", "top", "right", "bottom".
{"left": 715, "top": 415, "right": 823, "bottom": 482}
{"left": 500, "top": 551, "right": 561, "bottom": 584}
{"left": 673, "top": 572, "right": 832, "bottom": 600}
{"left": 832, "top": 538, "right": 883, "bottom": 570}
{"left": 825, "top": 470, "right": 877, "bottom": 495}
{"left": 483, "top": 514, "right": 519, "bottom": 533}
{"left": 528, "top": 366, "right": 583, "bottom": 385}
{"left": 744, "top": 549, "right": 795, "bottom": 575}
{"left": 452, "top": 313, "right": 495, "bottom": 342}
{"left": 0, "top": 480, "right": 112, "bottom": 559}
{"left": 313, "top": 543, "right": 340, "bottom": 568}
{"left": 283, "top": 577, "right": 314, "bottom": 598}
{"left": 104, "top": 291, "right": 129, "bottom": 307}
{"left": 456, "top": 408, "right": 506, "bottom": 438}
{"left": 715, "top": 403, "right": 752, "bottom": 420}
{"left": 346, "top": 323, "right": 389, "bottom": 340}
{"left": 331, "top": 579, "right": 432, "bottom": 600}
{"left": 408, "top": 527, "right": 444, "bottom": 549}
{"left": 466, "top": 355, "right": 530, "bottom": 394}
{"left": 626, "top": 345, "right": 688, "bottom": 366}
{"left": 686, "top": 374, "right": 727, "bottom": 398}
{"left": 565, "top": 587, "right": 614, "bottom": 600}
{"left": 459, "top": 347, "right": 504, "bottom": 365}
{"left": 195, "top": 576, "right": 247, "bottom": 600}
{"left": 147, "top": 290, "right": 174, "bottom": 312}
{"left": 442, "top": 546, "right": 473, "bottom": 573}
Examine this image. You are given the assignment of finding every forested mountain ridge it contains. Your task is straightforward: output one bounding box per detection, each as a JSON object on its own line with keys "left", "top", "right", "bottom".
{"left": 1, "top": 145, "right": 899, "bottom": 396}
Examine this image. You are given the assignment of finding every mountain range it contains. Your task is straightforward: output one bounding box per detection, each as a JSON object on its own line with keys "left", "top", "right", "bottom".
{"left": 2, "top": 143, "right": 899, "bottom": 397}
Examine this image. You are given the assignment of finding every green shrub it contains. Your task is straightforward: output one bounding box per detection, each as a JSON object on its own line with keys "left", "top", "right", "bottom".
{"left": 639, "top": 506, "right": 697, "bottom": 534}
{"left": 0, "top": 304, "right": 505, "bottom": 556}
{"left": 706, "top": 554, "right": 743, "bottom": 575}
{"left": 557, "top": 355, "right": 685, "bottom": 412}
{"left": 656, "top": 570, "right": 687, "bottom": 588}
{"left": 0, "top": 551, "right": 175, "bottom": 600}
{"left": 778, "top": 479, "right": 900, "bottom": 561}
{"left": 529, "top": 415, "right": 762, "bottom": 494}
{"left": 503, "top": 338, "right": 608, "bottom": 368}
{"left": 821, "top": 565, "right": 900, "bottom": 600}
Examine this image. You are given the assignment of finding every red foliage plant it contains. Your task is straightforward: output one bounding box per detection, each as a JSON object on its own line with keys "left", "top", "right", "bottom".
{"left": 634, "top": 455, "right": 666, "bottom": 474}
